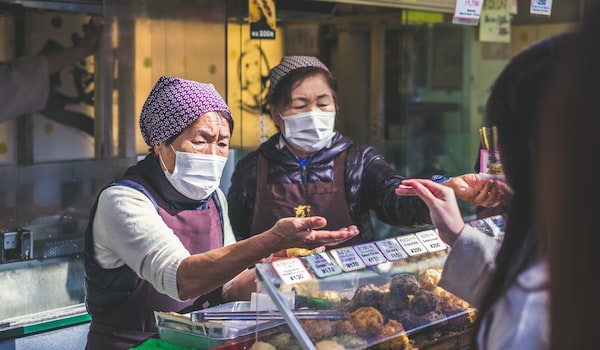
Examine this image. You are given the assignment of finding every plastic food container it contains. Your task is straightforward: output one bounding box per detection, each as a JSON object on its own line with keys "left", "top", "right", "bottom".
{"left": 156, "top": 301, "right": 283, "bottom": 349}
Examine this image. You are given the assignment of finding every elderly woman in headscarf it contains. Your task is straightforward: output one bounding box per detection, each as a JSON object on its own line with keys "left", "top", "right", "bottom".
{"left": 228, "top": 56, "right": 507, "bottom": 250}
{"left": 83, "top": 76, "right": 359, "bottom": 349}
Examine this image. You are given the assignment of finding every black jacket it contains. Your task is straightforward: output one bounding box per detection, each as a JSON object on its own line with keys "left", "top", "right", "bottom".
{"left": 227, "top": 132, "right": 431, "bottom": 242}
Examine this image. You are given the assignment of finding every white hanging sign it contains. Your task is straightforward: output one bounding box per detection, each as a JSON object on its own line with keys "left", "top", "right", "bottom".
{"left": 530, "top": 0, "right": 553, "bottom": 16}
{"left": 453, "top": 0, "right": 485, "bottom": 25}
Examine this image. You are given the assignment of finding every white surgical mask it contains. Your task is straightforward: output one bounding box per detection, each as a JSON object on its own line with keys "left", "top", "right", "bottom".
{"left": 160, "top": 145, "right": 227, "bottom": 200}
{"left": 281, "top": 110, "right": 336, "bottom": 153}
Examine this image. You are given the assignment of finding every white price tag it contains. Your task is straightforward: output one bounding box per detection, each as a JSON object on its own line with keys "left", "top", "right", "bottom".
{"left": 376, "top": 238, "right": 409, "bottom": 261}
{"left": 396, "top": 234, "right": 428, "bottom": 256}
{"left": 453, "top": 0, "right": 485, "bottom": 25}
{"left": 330, "top": 246, "right": 366, "bottom": 272}
{"left": 353, "top": 243, "right": 388, "bottom": 266}
{"left": 305, "top": 252, "right": 342, "bottom": 278}
{"left": 530, "top": 0, "right": 552, "bottom": 16}
{"left": 272, "top": 258, "right": 313, "bottom": 285}
{"left": 416, "top": 230, "right": 447, "bottom": 252}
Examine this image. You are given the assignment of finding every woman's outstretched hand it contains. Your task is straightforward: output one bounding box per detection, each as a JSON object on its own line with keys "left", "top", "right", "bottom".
{"left": 396, "top": 179, "right": 464, "bottom": 247}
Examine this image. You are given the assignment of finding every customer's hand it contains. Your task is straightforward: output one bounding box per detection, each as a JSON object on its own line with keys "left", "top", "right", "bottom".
{"left": 268, "top": 216, "right": 359, "bottom": 251}
{"left": 396, "top": 179, "right": 464, "bottom": 246}
{"left": 441, "top": 173, "right": 512, "bottom": 207}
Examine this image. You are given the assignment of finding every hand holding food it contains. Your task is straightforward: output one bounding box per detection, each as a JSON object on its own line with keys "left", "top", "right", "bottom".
{"left": 268, "top": 216, "right": 359, "bottom": 252}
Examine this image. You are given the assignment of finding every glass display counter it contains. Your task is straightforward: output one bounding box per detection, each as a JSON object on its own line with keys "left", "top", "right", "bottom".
{"left": 157, "top": 216, "right": 505, "bottom": 350}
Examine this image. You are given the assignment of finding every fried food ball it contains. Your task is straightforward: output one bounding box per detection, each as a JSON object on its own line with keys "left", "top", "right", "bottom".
{"left": 370, "top": 319, "right": 411, "bottom": 350}
{"left": 334, "top": 320, "right": 357, "bottom": 336}
{"left": 249, "top": 341, "right": 276, "bottom": 350}
{"left": 410, "top": 289, "right": 438, "bottom": 314}
{"left": 315, "top": 339, "right": 346, "bottom": 350}
{"left": 279, "top": 278, "right": 320, "bottom": 296}
{"left": 329, "top": 335, "right": 368, "bottom": 350}
{"left": 389, "top": 274, "right": 420, "bottom": 298}
{"left": 389, "top": 310, "right": 419, "bottom": 331}
{"left": 418, "top": 268, "right": 442, "bottom": 291}
{"left": 433, "top": 286, "right": 477, "bottom": 331}
{"left": 379, "top": 291, "right": 409, "bottom": 317}
{"left": 347, "top": 284, "right": 385, "bottom": 311}
{"left": 299, "top": 319, "right": 336, "bottom": 341}
{"left": 434, "top": 287, "right": 471, "bottom": 312}
{"left": 349, "top": 306, "right": 384, "bottom": 337}
{"left": 418, "top": 310, "right": 446, "bottom": 324}
{"left": 267, "top": 333, "right": 303, "bottom": 350}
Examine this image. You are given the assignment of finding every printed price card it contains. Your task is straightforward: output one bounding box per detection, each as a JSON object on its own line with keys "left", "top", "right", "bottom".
{"left": 353, "top": 243, "right": 388, "bottom": 266}
{"left": 305, "top": 252, "right": 342, "bottom": 278}
{"left": 376, "top": 238, "right": 409, "bottom": 261}
{"left": 396, "top": 234, "right": 428, "bottom": 256}
{"left": 330, "top": 246, "right": 366, "bottom": 272}
{"left": 530, "top": 0, "right": 552, "bottom": 16}
{"left": 415, "top": 230, "right": 447, "bottom": 252}
{"left": 453, "top": 0, "right": 485, "bottom": 25}
{"left": 272, "top": 258, "right": 313, "bottom": 285}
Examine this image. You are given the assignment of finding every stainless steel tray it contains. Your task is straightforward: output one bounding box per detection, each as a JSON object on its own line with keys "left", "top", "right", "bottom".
{"left": 156, "top": 301, "right": 284, "bottom": 349}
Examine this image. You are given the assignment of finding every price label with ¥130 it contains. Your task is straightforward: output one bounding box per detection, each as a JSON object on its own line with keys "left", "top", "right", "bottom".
{"left": 272, "top": 258, "right": 313, "bottom": 285}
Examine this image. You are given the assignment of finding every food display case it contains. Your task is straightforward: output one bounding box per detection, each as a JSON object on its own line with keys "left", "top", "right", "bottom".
{"left": 158, "top": 216, "right": 505, "bottom": 350}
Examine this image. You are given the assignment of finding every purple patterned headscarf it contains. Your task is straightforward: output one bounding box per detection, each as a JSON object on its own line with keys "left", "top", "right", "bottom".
{"left": 140, "top": 76, "right": 233, "bottom": 146}
{"left": 267, "top": 56, "right": 330, "bottom": 100}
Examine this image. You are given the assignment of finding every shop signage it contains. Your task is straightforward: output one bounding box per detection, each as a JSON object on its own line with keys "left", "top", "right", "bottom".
{"left": 453, "top": 0, "right": 485, "bottom": 25}
{"left": 249, "top": 0, "right": 276, "bottom": 39}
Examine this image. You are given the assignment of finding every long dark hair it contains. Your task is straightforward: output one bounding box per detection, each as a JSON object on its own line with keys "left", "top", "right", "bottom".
{"left": 538, "top": 4, "right": 600, "bottom": 349}
{"left": 473, "top": 33, "right": 574, "bottom": 346}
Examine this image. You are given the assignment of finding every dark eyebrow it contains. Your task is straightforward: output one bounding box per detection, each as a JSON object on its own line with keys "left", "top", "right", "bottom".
{"left": 317, "top": 93, "right": 333, "bottom": 100}
{"left": 291, "top": 96, "right": 309, "bottom": 104}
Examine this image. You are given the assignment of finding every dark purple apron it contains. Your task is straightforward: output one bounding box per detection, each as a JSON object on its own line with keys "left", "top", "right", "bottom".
{"left": 250, "top": 150, "right": 361, "bottom": 248}
{"left": 86, "top": 194, "right": 224, "bottom": 350}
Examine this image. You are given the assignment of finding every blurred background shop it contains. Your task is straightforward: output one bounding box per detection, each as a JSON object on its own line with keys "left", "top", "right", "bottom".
{"left": 0, "top": 0, "right": 591, "bottom": 348}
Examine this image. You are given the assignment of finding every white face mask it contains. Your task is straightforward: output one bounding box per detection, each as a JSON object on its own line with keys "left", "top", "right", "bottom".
{"left": 160, "top": 145, "right": 227, "bottom": 200}
{"left": 281, "top": 110, "right": 336, "bottom": 153}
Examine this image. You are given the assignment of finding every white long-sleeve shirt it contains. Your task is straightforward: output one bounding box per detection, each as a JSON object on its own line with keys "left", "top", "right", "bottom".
{"left": 0, "top": 55, "right": 49, "bottom": 121}
{"left": 439, "top": 226, "right": 549, "bottom": 350}
{"left": 92, "top": 185, "right": 235, "bottom": 301}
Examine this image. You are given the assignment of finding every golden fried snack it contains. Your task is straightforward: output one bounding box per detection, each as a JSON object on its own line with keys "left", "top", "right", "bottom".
{"left": 334, "top": 320, "right": 357, "bottom": 336}
{"left": 299, "top": 319, "right": 336, "bottom": 341}
{"left": 249, "top": 341, "right": 276, "bottom": 350}
{"left": 418, "top": 268, "right": 441, "bottom": 291}
{"left": 349, "top": 306, "right": 384, "bottom": 337}
{"left": 286, "top": 247, "right": 318, "bottom": 257}
{"left": 371, "top": 319, "right": 411, "bottom": 350}
{"left": 315, "top": 339, "right": 346, "bottom": 350}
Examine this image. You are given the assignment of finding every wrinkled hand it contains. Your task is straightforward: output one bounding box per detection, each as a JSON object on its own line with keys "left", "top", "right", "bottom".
{"left": 269, "top": 216, "right": 359, "bottom": 251}
{"left": 396, "top": 179, "right": 464, "bottom": 246}
{"left": 441, "top": 174, "right": 512, "bottom": 207}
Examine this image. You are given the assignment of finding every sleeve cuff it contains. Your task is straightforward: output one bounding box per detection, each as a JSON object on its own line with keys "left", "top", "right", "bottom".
{"left": 431, "top": 174, "right": 450, "bottom": 183}
{"left": 163, "top": 258, "right": 185, "bottom": 301}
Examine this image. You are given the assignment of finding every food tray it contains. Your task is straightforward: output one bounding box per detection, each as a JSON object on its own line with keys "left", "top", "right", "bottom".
{"left": 156, "top": 301, "right": 284, "bottom": 349}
